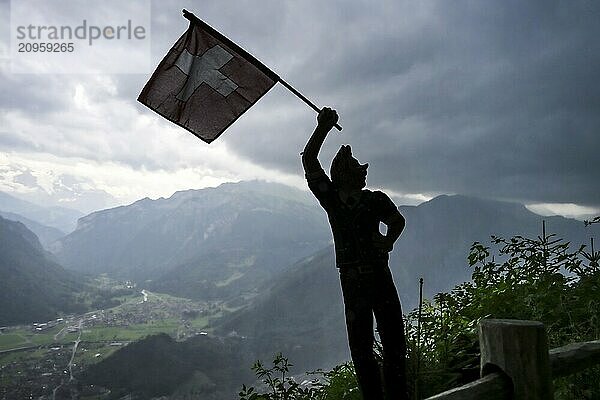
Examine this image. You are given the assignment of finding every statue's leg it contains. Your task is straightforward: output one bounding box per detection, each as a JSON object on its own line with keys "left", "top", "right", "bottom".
{"left": 340, "top": 269, "right": 384, "bottom": 400}
{"left": 373, "top": 267, "right": 408, "bottom": 400}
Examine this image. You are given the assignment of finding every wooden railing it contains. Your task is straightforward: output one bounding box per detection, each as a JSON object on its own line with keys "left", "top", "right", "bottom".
{"left": 425, "top": 319, "right": 600, "bottom": 400}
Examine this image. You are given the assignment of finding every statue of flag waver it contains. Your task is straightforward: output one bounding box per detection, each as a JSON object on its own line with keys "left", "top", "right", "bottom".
{"left": 139, "top": 9, "right": 341, "bottom": 143}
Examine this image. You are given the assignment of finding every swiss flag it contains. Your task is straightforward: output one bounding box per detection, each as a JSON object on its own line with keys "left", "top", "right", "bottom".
{"left": 138, "top": 15, "right": 278, "bottom": 143}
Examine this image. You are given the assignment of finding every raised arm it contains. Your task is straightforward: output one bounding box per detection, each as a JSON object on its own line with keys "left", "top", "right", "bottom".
{"left": 302, "top": 107, "right": 339, "bottom": 175}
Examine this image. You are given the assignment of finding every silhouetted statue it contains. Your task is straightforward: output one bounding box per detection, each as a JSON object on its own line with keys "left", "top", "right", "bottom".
{"left": 302, "top": 108, "right": 408, "bottom": 400}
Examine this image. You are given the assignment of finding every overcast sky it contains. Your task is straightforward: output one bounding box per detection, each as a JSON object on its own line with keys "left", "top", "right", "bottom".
{"left": 0, "top": 0, "right": 599, "bottom": 219}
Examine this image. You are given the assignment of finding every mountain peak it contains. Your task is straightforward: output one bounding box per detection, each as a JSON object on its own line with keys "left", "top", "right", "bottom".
{"left": 0, "top": 215, "right": 44, "bottom": 252}
{"left": 423, "top": 194, "right": 529, "bottom": 214}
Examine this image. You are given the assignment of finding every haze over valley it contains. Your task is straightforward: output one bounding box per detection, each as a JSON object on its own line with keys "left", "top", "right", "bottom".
{"left": 1, "top": 180, "right": 597, "bottom": 399}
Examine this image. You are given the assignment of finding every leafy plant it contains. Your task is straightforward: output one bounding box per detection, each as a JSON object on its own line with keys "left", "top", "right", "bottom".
{"left": 309, "top": 363, "right": 361, "bottom": 400}
{"left": 239, "top": 353, "right": 316, "bottom": 400}
{"left": 239, "top": 354, "right": 360, "bottom": 400}
{"left": 405, "top": 222, "right": 600, "bottom": 398}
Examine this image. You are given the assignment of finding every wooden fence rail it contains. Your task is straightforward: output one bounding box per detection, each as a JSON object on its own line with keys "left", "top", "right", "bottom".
{"left": 550, "top": 340, "right": 600, "bottom": 378}
{"left": 425, "top": 319, "right": 600, "bottom": 400}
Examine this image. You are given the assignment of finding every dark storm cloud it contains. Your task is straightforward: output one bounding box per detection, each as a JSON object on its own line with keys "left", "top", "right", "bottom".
{"left": 2, "top": 0, "right": 598, "bottom": 208}
{"left": 222, "top": 0, "right": 600, "bottom": 206}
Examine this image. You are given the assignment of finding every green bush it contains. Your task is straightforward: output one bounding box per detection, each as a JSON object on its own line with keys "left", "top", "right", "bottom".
{"left": 405, "top": 223, "right": 600, "bottom": 398}
{"left": 239, "top": 353, "right": 360, "bottom": 400}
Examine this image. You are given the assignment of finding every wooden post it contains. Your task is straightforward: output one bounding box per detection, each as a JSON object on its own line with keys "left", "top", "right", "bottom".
{"left": 479, "top": 319, "right": 553, "bottom": 399}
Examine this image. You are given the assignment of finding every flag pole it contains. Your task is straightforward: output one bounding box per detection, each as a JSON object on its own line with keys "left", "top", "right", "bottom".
{"left": 182, "top": 9, "right": 342, "bottom": 131}
{"left": 278, "top": 79, "right": 342, "bottom": 131}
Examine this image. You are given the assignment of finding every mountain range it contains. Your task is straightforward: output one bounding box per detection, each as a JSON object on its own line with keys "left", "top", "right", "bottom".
{"left": 3, "top": 181, "right": 595, "bottom": 326}
{"left": 0, "top": 191, "right": 82, "bottom": 234}
{"left": 52, "top": 182, "right": 595, "bottom": 308}
{"left": 216, "top": 246, "right": 347, "bottom": 370}
{"left": 0, "top": 210, "right": 65, "bottom": 249}
{"left": 2, "top": 180, "right": 597, "bottom": 397}
{"left": 392, "top": 194, "right": 595, "bottom": 306}
{"left": 0, "top": 216, "right": 83, "bottom": 325}
{"left": 53, "top": 181, "right": 332, "bottom": 300}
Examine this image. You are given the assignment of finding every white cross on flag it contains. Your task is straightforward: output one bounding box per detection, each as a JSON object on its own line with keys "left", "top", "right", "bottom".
{"left": 138, "top": 13, "right": 279, "bottom": 143}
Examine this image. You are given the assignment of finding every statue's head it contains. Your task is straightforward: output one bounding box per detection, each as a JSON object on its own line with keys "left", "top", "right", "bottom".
{"left": 330, "top": 145, "right": 368, "bottom": 191}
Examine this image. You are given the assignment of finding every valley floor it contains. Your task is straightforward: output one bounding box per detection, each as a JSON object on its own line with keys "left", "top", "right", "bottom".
{"left": 0, "top": 287, "right": 232, "bottom": 399}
